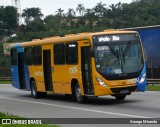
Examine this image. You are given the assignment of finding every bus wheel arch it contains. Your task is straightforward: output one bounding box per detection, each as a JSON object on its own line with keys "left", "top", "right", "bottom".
{"left": 30, "top": 78, "right": 46, "bottom": 98}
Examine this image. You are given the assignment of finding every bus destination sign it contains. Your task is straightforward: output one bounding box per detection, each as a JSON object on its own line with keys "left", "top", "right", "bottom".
{"left": 92, "top": 34, "right": 139, "bottom": 43}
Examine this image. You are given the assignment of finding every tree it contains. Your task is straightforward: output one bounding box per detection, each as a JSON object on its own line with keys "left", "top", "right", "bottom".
{"left": 44, "top": 15, "right": 59, "bottom": 31}
{"left": 65, "top": 8, "right": 76, "bottom": 27}
{"left": 2, "top": 0, "right": 160, "bottom": 42}
{"left": 93, "top": 2, "right": 107, "bottom": 17}
{"left": 55, "top": 8, "right": 66, "bottom": 28}
{"left": 55, "top": 8, "right": 64, "bottom": 17}
{"left": 0, "top": 6, "right": 5, "bottom": 22}
{"left": 66, "top": 8, "right": 76, "bottom": 18}
{"left": 22, "top": 7, "right": 43, "bottom": 24}
{"left": 4, "top": 6, "right": 17, "bottom": 30}
{"left": 0, "top": 6, "right": 17, "bottom": 30}
{"left": 84, "top": 9, "right": 96, "bottom": 29}
{"left": 76, "top": 4, "right": 85, "bottom": 16}
{"left": 108, "top": 4, "right": 117, "bottom": 18}
{"left": 26, "top": 17, "right": 45, "bottom": 32}
{"left": 0, "top": 6, "right": 9, "bottom": 29}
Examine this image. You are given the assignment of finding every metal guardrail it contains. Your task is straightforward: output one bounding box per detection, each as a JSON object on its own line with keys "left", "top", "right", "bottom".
{"left": 0, "top": 77, "right": 11, "bottom": 80}
{"left": 147, "top": 79, "right": 160, "bottom": 85}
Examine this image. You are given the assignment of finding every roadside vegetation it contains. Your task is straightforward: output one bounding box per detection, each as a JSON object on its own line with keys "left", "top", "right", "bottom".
{"left": 0, "top": 112, "right": 59, "bottom": 127}
{"left": 147, "top": 85, "right": 160, "bottom": 91}
{"left": 1, "top": 0, "right": 160, "bottom": 42}
{"left": 0, "top": 80, "right": 11, "bottom": 84}
{"left": 0, "top": 112, "right": 19, "bottom": 118}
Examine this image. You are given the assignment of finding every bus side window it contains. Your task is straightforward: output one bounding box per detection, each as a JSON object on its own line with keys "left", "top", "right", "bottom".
{"left": 24, "top": 47, "right": 33, "bottom": 65}
{"left": 11, "top": 49, "right": 17, "bottom": 65}
{"left": 54, "top": 43, "right": 65, "bottom": 65}
{"left": 33, "top": 46, "right": 42, "bottom": 65}
{"left": 66, "top": 42, "right": 78, "bottom": 64}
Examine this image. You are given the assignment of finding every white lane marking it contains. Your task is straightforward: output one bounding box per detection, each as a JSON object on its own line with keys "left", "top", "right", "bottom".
{"left": 0, "top": 96, "right": 150, "bottom": 118}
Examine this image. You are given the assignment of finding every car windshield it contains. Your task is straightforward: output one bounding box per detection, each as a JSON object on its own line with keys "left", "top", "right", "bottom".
{"left": 93, "top": 34, "right": 144, "bottom": 79}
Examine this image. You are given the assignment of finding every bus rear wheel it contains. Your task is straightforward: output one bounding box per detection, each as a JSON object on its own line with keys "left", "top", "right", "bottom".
{"left": 115, "top": 94, "right": 126, "bottom": 101}
{"left": 31, "top": 80, "right": 46, "bottom": 98}
{"left": 74, "top": 83, "right": 86, "bottom": 103}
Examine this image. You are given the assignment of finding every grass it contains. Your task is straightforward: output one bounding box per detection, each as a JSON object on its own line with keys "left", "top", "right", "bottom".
{"left": 0, "top": 80, "right": 11, "bottom": 84}
{"left": 147, "top": 85, "right": 160, "bottom": 91}
{"left": 0, "top": 112, "right": 19, "bottom": 118}
{"left": 0, "top": 112, "right": 59, "bottom": 127}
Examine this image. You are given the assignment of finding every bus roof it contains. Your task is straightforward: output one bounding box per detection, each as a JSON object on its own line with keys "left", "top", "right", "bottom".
{"left": 10, "top": 30, "right": 138, "bottom": 48}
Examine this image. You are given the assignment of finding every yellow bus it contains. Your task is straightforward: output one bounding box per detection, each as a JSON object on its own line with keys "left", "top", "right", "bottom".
{"left": 10, "top": 30, "right": 146, "bottom": 103}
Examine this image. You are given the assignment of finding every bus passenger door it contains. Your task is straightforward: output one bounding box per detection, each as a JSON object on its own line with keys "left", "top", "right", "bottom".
{"left": 18, "top": 52, "right": 26, "bottom": 89}
{"left": 11, "top": 48, "right": 29, "bottom": 90}
{"left": 11, "top": 48, "right": 20, "bottom": 89}
{"left": 81, "top": 46, "right": 94, "bottom": 95}
{"left": 43, "top": 50, "right": 53, "bottom": 91}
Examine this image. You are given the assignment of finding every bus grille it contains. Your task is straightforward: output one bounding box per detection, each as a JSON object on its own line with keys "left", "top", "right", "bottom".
{"left": 111, "top": 86, "right": 137, "bottom": 93}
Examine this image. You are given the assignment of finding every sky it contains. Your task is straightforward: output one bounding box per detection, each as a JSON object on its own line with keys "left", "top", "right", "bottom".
{"left": 1, "top": 0, "right": 133, "bottom": 17}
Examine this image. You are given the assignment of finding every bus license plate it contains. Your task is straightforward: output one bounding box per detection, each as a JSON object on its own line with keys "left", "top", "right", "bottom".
{"left": 120, "top": 90, "right": 129, "bottom": 94}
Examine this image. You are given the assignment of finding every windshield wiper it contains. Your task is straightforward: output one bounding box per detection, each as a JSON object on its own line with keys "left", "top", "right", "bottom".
{"left": 115, "top": 47, "right": 121, "bottom": 66}
{"left": 120, "top": 47, "right": 125, "bottom": 65}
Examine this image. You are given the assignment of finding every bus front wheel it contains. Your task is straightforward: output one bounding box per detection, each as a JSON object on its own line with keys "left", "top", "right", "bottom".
{"left": 74, "top": 83, "right": 86, "bottom": 103}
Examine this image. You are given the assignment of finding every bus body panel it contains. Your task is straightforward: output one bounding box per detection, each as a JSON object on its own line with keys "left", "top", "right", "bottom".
{"left": 24, "top": 65, "right": 30, "bottom": 91}
{"left": 29, "top": 66, "right": 45, "bottom": 92}
{"left": 11, "top": 65, "right": 20, "bottom": 89}
{"left": 51, "top": 40, "right": 91, "bottom": 95}
{"left": 10, "top": 30, "right": 146, "bottom": 99}
{"left": 11, "top": 47, "right": 29, "bottom": 90}
{"left": 91, "top": 64, "right": 146, "bottom": 96}
{"left": 52, "top": 65, "right": 74, "bottom": 94}
{"left": 11, "top": 47, "right": 30, "bottom": 90}
{"left": 136, "top": 65, "right": 146, "bottom": 91}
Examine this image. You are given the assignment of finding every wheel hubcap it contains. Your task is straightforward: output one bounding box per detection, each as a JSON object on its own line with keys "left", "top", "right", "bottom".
{"left": 76, "top": 87, "right": 81, "bottom": 100}
{"left": 32, "top": 83, "right": 36, "bottom": 96}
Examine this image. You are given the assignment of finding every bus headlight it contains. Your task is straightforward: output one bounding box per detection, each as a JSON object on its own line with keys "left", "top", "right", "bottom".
{"left": 139, "top": 73, "right": 146, "bottom": 84}
{"left": 96, "top": 77, "right": 107, "bottom": 86}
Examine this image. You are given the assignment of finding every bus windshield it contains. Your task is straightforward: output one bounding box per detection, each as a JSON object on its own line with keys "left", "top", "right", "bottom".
{"left": 93, "top": 34, "right": 144, "bottom": 80}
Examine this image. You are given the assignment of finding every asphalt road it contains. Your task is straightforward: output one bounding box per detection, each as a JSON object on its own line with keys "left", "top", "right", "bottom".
{"left": 0, "top": 84, "right": 160, "bottom": 127}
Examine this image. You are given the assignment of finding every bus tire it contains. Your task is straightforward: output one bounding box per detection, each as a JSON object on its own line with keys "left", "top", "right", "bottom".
{"left": 74, "top": 83, "right": 86, "bottom": 103}
{"left": 115, "top": 94, "right": 126, "bottom": 101}
{"left": 31, "top": 80, "right": 41, "bottom": 98}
